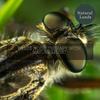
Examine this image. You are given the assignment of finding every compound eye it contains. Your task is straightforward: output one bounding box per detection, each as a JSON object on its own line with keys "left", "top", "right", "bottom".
{"left": 56, "top": 38, "right": 87, "bottom": 73}
{"left": 43, "top": 12, "right": 67, "bottom": 31}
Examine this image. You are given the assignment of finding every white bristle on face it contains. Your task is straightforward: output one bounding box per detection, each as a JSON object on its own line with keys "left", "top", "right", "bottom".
{"left": 45, "top": 60, "right": 81, "bottom": 87}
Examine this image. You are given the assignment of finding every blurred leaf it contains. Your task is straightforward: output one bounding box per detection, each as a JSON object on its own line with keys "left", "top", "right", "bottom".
{"left": 46, "top": 86, "right": 69, "bottom": 100}
{"left": 0, "top": 0, "right": 4, "bottom": 7}
{"left": 0, "top": 0, "right": 23, "bottom": 31}
{"left": 83, "top": 62, "right": 100, "bottom": 77}
{"left": 94, "top": 41, "right": 100, "bottom": 55}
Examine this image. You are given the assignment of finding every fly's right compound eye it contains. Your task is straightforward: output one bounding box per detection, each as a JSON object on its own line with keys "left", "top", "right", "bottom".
{"left": 55, "top": 38, "right": 87, "bottom": 73}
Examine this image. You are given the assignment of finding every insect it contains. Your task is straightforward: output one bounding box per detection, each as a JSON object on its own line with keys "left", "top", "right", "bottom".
{"left": 0, "top": 10, "right": 96, "bottom": 100}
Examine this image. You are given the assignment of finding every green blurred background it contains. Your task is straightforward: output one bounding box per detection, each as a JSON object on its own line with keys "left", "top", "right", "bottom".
{"left": 0, "top": 0, "right": 100, "bottom": 100}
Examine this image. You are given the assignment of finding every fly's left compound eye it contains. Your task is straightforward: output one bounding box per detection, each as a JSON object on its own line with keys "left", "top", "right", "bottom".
{"left": 56, "top": 38, "right": 87, "bottom": 73}
{"left": 43, "top": 12, "right": 71, "bottom": 32}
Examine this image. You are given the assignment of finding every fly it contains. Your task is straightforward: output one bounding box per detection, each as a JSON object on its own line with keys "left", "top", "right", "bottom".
{"left": 0, "top": 10, "right": 96, "bottom": 100}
